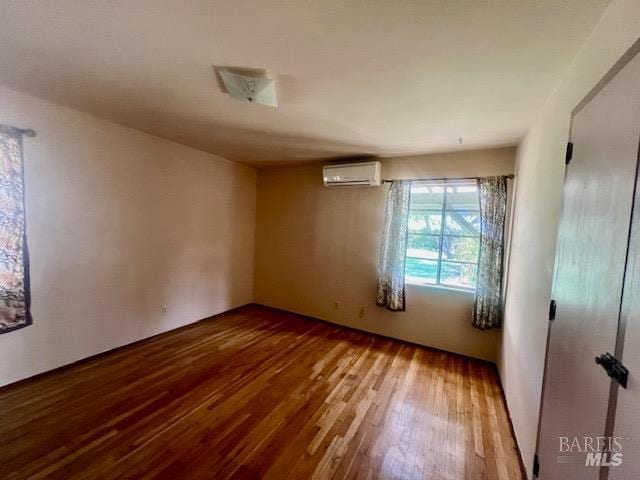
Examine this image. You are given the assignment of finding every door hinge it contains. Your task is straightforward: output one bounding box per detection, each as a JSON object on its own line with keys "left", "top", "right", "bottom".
{"left": 549, "top": 299, "right": 557, "bottom": 321}
{"left": 595, "top": 352, "right": 628, "bottom": 388}
{"left": 533, "top": 454, "right": 540, "bottom": 477}
{"left": 565, "top": 142, "right": 573, "bottom": 165}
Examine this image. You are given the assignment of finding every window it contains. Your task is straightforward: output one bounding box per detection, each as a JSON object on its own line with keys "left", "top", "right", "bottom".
{"left": 405, "top": 181, "right": 480, "bottom": 290}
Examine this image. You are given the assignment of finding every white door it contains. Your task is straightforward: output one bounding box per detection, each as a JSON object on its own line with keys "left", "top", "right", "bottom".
{"left": 609, "top": 131, "right": 640, "bottom": 478}
{"left": 536, "top": 50, "right": 640, "bottom": 479}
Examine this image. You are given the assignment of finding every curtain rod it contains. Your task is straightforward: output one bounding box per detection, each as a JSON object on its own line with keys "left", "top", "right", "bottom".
{"left": 0, "top": 124, "right": 36, "bottom": 137}
{"left": 18, "top": 128, "right": 36, "bottom": 137}
{"left": 381, "top": 174, "right": 514, "bottom": 184}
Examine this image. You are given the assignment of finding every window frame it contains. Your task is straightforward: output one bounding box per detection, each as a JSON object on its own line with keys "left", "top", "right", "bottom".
{"left": 405, "top": 181, "right": 480, "bottom": 291}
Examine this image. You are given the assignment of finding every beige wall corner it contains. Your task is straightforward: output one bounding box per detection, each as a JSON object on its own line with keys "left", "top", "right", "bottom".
{"left": 0, "top": 86, "right": 257, "bottom": 387}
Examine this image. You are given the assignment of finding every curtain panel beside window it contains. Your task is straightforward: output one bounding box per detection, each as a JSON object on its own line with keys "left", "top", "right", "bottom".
{"left": 0, "top": 125, "right": 32, "bottom": 334}
{"left": 472, "top": 176, "right": 507, "bottom": 329}
{"left": 376, "top": 180, "right": 412, "bottom": 311}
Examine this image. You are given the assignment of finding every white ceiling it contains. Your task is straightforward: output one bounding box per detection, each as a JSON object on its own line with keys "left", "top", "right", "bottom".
{"left": 0, "top": 0, "right": 608, "bottom": 166}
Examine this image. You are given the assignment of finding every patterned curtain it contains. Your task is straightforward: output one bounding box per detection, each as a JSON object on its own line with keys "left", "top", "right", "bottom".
{"left": 376, "top": 180, "right": 411, "bottom": 311}
{"left": 0, "top": 125, "right": 32, "bottom": 334}
{"left": 473, "top": 176, "right": 507, "bottom": 329}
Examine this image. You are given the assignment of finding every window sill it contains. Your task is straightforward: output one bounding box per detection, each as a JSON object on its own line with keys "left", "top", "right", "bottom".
{"left": 405, "top": 281, "right": 476, "bottom": 295}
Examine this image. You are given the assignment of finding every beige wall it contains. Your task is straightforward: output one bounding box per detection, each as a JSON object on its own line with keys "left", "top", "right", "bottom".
{"left": 0, "top": 86, "right": 257, "bottom": 387}
{"left": 254, "top": 148, "right": 515, "bottom": 362}
{"left": 500, "top": 1, "right": 640, "bottom": 476}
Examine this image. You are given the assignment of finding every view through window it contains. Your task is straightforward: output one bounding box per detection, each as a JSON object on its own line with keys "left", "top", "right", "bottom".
{"left": 405, "top": 181, "right": 480, "bottom": 289}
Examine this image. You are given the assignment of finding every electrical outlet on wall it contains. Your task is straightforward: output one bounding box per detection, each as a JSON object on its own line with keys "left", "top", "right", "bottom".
{"left": 359, "top": 307, "right": 365, "bottom": 318}
{"left": 161, "top": 305, "right": 168, "bottom": 315}
{"left": 333, "top": 301, "right": 339, "bottom": 310}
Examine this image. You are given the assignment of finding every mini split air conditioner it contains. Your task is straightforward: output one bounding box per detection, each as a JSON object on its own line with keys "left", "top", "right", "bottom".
{"left": 323, "top": 161, "right": 382, "bottom": 187}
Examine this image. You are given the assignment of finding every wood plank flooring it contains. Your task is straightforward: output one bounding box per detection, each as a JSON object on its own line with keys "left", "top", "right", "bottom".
{"left": 0, "top": 305, "right": 523, "bottom": 479}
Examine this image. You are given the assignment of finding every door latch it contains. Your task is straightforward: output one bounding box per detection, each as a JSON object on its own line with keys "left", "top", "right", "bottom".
{"left": 595, "top": 352, "right": 628, "bottom": 388}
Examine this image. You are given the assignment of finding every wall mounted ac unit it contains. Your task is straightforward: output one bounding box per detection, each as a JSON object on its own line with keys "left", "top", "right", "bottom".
{"left": 323, "top": 161, "right": 382, "bottom": 187}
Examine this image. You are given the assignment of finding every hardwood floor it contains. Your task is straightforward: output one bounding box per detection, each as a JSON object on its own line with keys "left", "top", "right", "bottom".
{"left": 0, "top": 305, "right": 523, "bottom": 480}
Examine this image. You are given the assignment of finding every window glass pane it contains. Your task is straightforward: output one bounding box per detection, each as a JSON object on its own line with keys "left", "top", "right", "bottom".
{"left": 405, "top": 258, "right": 437, "bottom": 284}
{"left": 409, "top": 185, "right": 444, "bottom": 210}
{"left": 441, "top": 262, "right": 477, "bottom": 288}
{"left": 446, "top": 185, "right": 479, "bottom": 211}
{"left": 407, "top": 234, "right": 439, "bottom": 260}
{"left": 441, "top": 236, "right": 480, "bottom": 263}
{"left": 409, "top": 210, "right": 442, "bottom": 234}
{"left": 444, "top": 212, "right": 480, "bottom": 235}
{"left": 406, "top": 185, "right": 481, "bottom": 290}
